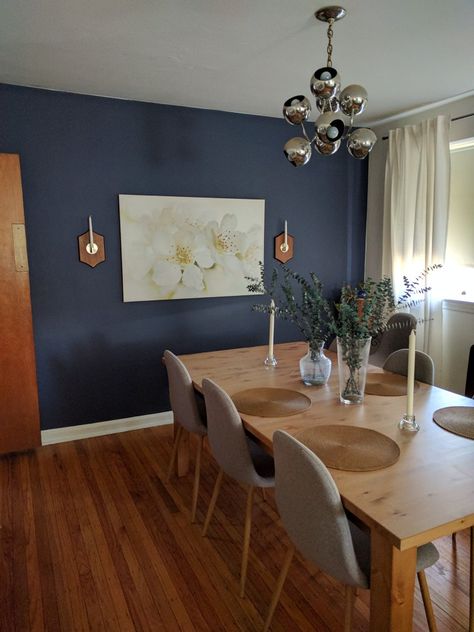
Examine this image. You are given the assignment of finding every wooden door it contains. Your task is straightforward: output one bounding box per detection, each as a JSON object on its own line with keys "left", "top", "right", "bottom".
{"left": 0, "top": 153, "right": 41, "bottom": 453}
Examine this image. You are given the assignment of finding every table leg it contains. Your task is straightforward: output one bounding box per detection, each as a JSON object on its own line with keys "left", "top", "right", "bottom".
{"left": 470, "top": 526, "right": 473, "bottom": 632}
{"left": 174, "top": 418, "right": 189, "bottom": 477}
{"left": 370, "top": 529, "right": 417, "bottom": 632}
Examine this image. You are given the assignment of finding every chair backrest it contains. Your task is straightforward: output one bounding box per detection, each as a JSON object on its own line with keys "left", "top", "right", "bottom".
{"left": 164, "top": 350, "right": 206, "bottom": 435}
{"left": 273, "top": 430, "right": 368, "bottom": 588}
{"left": 383, "top": 348, "right": 435, "bottom": 385}
{"left": 370, "top": 313, "right": 417, "bottom": 367}
{"left": 465, "top": 345, "right": 474, "bottom": 398}
{"left": 202, "top": 378, "right": 263, "bottom": 486}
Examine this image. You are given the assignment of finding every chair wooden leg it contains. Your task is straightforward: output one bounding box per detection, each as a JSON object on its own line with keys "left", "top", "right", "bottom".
{"left": 261, "top": 488, "right": 267, "bottom": 502}
{"left": 417, "top": 570, "right": 438, "bottom": 632}
{"left": 202, "top": 468, "right": 224, "bottom": 537}
{"left": 167, "top": 425, "right": 183, "bottom": 480}
{"left": 344, "top": 585, "right": 356, "bottom": 632}
{"left": 176, "top": 427, "right": 190, "bottom": 477}
{"left": 190, "top": 435, "right": 203, "bottom": 523}
{"left": 452, "top": 531, "right": 457, "bottom": 546}
{"left": 263, "top": 545, "right": 294, "bottom": 632}
{"left": 470, "top": 526, "right": 474, "bottom": 632}
{"left": 240, "top": 485, "right": 255, "bottom": 598}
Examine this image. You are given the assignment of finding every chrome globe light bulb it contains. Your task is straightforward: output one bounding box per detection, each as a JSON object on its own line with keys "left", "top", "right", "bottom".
{"left": 282, "top": 6, "right": 376, "bottom": 165}
{"left": 340, "top": 84, "right": 368, "bottom": 117}
{"left": 283, "top": 95, "right": 312, "bottom": 125}
{"left": 315, "top": 111, "right": 346, "bottom": 144}
{"left": 314, "top": 138, "right": 340, "bottom": 156}
{"left": 347, "top": 128, "right": 377, "bottom": 159}
{"left": 310, "top": 66, "right": 341, "bottom": 101}
{"left": 284, "top": 137, "right": 312, "bottom": 167}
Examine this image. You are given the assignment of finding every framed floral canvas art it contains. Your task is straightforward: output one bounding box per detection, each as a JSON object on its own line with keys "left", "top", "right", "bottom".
{"left": 119, "top": 195, "right": 265, "bottom": 302}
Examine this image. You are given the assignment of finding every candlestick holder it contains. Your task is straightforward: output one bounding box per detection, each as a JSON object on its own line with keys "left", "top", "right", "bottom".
{"left": 264, "top": 355, "right": 278, "bottom": 367}
{"left": 399, "top": 414, "right": 419, "bottom": 432}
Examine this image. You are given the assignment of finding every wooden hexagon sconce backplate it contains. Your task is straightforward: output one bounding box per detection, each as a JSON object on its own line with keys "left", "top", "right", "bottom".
{"left": 274, "top": 232, "right": 294, "bottom": 263}
{"left": 78, "top": 231, "right": 106, "bottom": 267}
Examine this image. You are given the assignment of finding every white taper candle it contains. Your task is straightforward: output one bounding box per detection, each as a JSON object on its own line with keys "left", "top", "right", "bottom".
{"left": 268, "top": 300, "right": 275, "bottom": 358}
{"left": 88, "top": 215, "right": 94, "bottom": 248}
{"left": 406, "top": 329, "right": 416, "bottom": 416}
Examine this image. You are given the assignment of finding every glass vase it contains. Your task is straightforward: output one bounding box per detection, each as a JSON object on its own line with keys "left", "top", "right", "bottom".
{"left": 299, "top": 342, "right": 332, "bottom": 386}
{"left": 336, "top": 336, "right": 371, "bottom": 404}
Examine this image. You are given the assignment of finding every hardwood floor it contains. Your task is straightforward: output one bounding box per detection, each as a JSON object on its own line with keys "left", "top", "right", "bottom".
{"left": 0, "top": 425, "right": 470, "bottom": 631}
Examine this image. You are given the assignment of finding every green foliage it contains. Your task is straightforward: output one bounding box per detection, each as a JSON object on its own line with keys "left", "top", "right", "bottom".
{"left": 331, "top": 264, "right": 442, "bottom": 343}
{"left": 397, "top": 264, "right": 442, "bottom": 309}
{"left": 331, "top": 265, "right": 442, "bottom": 380}
{"left": 331, "top": 277, "right": 396, "bottom": 343}
{"left": 248, "top": 263, "right": 442, "bottom": 359}
{"left": 247, "top": 264, "right": 332, "bottom": 347}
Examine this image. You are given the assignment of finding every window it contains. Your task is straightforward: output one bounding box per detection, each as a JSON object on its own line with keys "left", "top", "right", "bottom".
{"left": 442, "top": 138, "right": 474, "bottom": 300}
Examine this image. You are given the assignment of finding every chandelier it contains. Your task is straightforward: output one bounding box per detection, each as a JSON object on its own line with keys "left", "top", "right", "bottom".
{"left": 283, "top": 6, "right": 377, "bottom": 167}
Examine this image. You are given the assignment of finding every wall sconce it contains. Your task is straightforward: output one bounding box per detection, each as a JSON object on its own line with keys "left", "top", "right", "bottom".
{"left": 274, "top": 220, "right": 294, "bottom": 263}
{"left": 78, "top": 216, "right": 106, "bottom": 267}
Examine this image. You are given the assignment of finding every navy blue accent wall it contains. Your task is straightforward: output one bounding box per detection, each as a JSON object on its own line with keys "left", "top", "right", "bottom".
{"left": 0, "top": 84, "right": 368, "bottom": 430}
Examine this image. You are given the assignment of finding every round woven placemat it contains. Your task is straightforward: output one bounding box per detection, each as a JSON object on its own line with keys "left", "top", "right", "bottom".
{"left": 231, "top": 388, "right": 311, "bottom": 418}
{"left": 433, "top": 406, "right": 474, "bottom": 440}
{"left": 295, "top": 425, "right": 400, "bottom": 471}
{"left": 365, "top": 373, "right": 420, "bottom": 397}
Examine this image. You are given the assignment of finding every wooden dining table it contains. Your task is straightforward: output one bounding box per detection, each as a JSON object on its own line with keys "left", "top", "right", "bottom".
{"left": 177, "top": 341, "right": 474, "bottom": 632}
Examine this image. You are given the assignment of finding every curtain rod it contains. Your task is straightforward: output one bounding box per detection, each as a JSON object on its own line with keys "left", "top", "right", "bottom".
{"left": 381, "top": 112, "right": 474, "bottom": 141}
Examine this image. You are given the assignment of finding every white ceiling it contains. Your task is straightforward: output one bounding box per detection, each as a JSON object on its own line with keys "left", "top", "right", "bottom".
{"left": 1, "top": 0, "right": 473, "bottom": 125}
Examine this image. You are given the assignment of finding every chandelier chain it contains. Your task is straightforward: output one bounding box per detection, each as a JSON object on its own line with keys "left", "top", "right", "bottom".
{"left": 326, "top": 18, "right": 334, "bottom": 67}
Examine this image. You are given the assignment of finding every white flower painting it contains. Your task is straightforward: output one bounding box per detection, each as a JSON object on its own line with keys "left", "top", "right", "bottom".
{"left": 119, "top": 195, "right": 265, "bottom": 302}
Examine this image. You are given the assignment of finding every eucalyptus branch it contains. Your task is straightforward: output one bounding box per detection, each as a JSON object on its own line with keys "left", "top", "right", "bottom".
{"left": 247, "top": 263, "right": 442, "bottom": 354}
{"left": 246, "top": 263, "right": 332, "bottom": 346}
{"left": 330, "top": 264, "right": 442, "bottom": 343}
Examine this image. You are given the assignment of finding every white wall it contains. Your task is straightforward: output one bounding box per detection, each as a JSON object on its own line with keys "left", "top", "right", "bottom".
{"left": 442, "top": 300, "right": 474, "bottom": 394}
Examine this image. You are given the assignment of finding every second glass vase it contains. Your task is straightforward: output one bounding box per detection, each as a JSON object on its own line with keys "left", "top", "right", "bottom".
{"left": 299, "top": 342, "right": 332, "bottom": 386}
{"left": 336, "top": 336, "right": 371, "bottom": 404}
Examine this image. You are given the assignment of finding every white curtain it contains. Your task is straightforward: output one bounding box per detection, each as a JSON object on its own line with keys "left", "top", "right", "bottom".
{"left": 382, "top": 115, "right": 451, "bottom": 380}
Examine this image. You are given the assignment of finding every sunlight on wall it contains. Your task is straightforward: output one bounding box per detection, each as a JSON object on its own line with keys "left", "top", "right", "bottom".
{"left": 439, "top": 138, "right": 474, "bottom": 393}
{"left": 442, "top": 138, "right": 474, "bottom": 301}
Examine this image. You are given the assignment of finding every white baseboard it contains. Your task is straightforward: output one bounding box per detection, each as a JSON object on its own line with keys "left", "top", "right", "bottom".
{"left": 41, "top": 410, "right": 174, "bottom": 446}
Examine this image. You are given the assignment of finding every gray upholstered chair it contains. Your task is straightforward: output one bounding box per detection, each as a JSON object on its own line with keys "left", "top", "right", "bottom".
{"left": 201, "top": 378, "right": 275, "bottom": 598}
{"left": 369, "top": 312, "right": 417, "bottom": 367}
{"left": 264, "top": 431, "right": 439, "bottom": 632}
{"left": 383, "top": 348, "right": 435, "bottom": 385}
{"left": 164, "top": 350, "right": 207, "bottom": 523}
{"left": 464, "top": 344, "right": 474, "bottom": 398}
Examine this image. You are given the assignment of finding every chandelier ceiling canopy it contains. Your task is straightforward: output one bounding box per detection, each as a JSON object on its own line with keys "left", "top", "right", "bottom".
{"left": 283, "top": 5, "right": 377, "bottom": 167}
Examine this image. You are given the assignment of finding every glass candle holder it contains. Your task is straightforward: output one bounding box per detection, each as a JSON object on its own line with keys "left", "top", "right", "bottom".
{"left": 399, "top": 414, "right": 420, "bottom": 432}
{"left": 264, "top": 355, "right": 277, "bottom": 367}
